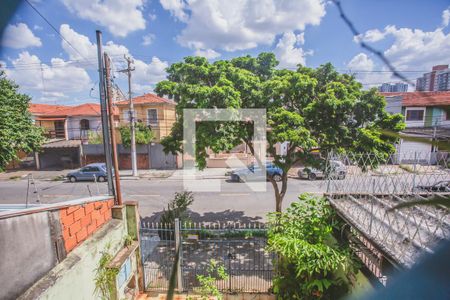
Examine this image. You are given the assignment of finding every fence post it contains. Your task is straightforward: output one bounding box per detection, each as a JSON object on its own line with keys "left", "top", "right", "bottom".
{"left": 412, "top": 151, "right": 417, "bottom": 192}
{"left": 174, "top": 218, "right": 183, "bottom": 292}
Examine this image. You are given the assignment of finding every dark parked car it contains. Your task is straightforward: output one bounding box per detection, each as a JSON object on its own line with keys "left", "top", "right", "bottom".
{"left": 416, "top": 180, "right": 450, "bottom": 192}
{"left": 230, "top": 162, "right": 283, "bottom": 182}
{"left": 67, "top": 163, "right": 108, "bottom": 182}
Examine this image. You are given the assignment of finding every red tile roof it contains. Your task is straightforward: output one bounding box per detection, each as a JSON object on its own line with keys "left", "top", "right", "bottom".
{"left": 380, "top": 91, "right": 450, "bottom": 107}
{"left": 29, "top": 103, "right": 119, "bottom": 117}
{"left": 115, "top": 93, "right": 175, "bottom": 106}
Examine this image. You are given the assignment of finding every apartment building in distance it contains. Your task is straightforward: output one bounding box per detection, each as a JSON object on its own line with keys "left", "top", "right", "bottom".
{"left": 378, "top": 82, "right": 408, "bottom": 92}
{"left": 416, "top": 65, "right": 450, "bottom": 91}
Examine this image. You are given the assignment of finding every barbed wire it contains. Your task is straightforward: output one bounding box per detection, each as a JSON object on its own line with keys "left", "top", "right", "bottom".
{"left": 332, "top": 0, "right": 416, "bottom": 86}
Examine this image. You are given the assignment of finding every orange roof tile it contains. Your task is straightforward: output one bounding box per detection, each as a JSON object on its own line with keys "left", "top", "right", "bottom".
{"left": 115, "top": 93, "right": 175, "bottom": 106}
{"left": 380, "top": 91, "right": 450, "bottom": 107}
{"left": 29, "top": 103, "right": 119, "bottom": 117}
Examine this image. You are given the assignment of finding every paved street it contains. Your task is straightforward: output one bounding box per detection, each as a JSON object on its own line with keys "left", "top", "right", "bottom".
{"left": 0, "top": 177, "right": 325, "bottom": 221}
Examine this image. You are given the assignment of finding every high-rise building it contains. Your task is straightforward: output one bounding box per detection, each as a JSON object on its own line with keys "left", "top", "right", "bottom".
{"left": 378, "top": 82, "right": 408, "bottom": 92}
{"left": 415, "top": 65, "right": 449, "bottom": 91}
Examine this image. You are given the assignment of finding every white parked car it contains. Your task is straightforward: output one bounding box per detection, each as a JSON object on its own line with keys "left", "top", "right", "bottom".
{"left": 298, "top": 160, "right": 347, "bottom": 180}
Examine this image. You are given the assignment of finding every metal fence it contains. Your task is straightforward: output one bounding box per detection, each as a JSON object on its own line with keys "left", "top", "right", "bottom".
{"left": 325, "top": 151, "right": 450, "bottom": 270}
{"left": 139, "top": 220, "right": 274, "bottom": 293}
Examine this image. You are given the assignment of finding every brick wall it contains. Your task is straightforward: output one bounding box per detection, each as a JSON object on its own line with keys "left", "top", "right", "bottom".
{"left": 59, "top": 199, "right": 114, "bottom": 253}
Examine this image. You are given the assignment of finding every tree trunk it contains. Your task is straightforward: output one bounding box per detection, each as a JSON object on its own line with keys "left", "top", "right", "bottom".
{"left": 270, "top": 175, "right": 287, "bottom": 213}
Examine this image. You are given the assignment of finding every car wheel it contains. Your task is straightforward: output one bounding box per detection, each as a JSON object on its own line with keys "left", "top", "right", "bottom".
{"left": 272, "top": 174, "right": 282, "bottom": 182}
{"left": 308, "top": 173, "right": 317, "bottom": 180}
{"left": 97, "top": 176, "right": 106, "bottom": 182}
{"left": 69, "top": 176, "right": 76, "bottom": 183}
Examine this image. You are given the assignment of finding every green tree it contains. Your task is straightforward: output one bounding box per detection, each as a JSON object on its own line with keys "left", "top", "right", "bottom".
{"left": 267, "top": 194, "right": 358, "bottom": 299}
{"left": 0, "top": 71, "right": 44, "bottom": 171}
{"left": 119, "top": 122, "right": 154, "bottom": 147}
{"left": 155, "top": 54, "right": 404, "bottom": 212}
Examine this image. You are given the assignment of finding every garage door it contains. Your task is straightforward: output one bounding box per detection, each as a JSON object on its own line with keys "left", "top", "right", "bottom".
{"left": 398, "top": 139, "right": 432, "bottom": 163}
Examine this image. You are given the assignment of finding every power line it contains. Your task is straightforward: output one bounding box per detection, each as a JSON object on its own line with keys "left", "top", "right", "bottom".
{"left": 23, "top": 0, "right": 90, "bottom": 62}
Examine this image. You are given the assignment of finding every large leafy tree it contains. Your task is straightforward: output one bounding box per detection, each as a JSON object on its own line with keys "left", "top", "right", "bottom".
{"left": 155, "top": 54, "right": 404, "bottom": 212}
{"left": 0, "top": 71, "right": 44, "bottom": 171}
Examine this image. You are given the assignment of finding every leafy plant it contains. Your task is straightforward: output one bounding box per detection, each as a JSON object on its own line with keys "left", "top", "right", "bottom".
{"left": 88, "top": 131, "right": 103, "bottom": 144}
{"left": 0, "top": 71, "right": 44, "bottom": 171}
{"left": 94, "top": 244, "right": 119, "bottom": 300}
{"left": 267, "top": 194, "right": 358, "bottom": 299}
{"left": 159, "top": 191, "right": 194, "bottom": 240}
{"left": 197, "top": 259, "right": 228, "bottom": 300}
{"left": 119, "top": 122, "right": 154, "bottom": 147}
{"left": 160, "top": 191, "right": 194, "bottom": 225}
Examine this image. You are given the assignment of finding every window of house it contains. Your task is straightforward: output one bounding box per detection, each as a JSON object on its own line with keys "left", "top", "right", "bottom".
{"left": 122, "top": 110, "right": 136, "bottom": 122}
{"left": 80, "top": 119, "right": 90, "bottom": 130}
{"left": 406, "top": 110, "right": 424, "bottom": 121}
{"left": 147, "top": 109, "right": 158, "bottom": 125}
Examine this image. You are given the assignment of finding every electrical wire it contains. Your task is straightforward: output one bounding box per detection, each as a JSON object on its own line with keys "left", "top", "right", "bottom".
{"left": 23, "top": 0, "right": 90, "bottom": 63}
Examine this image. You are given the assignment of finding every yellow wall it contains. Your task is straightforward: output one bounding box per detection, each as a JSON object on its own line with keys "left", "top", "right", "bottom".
{"left": 116, "top": 103, "right": 176, "bottom": 142}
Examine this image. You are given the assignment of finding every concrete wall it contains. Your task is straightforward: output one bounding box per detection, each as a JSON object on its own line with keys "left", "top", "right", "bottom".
{"left": 0, "top": 197, "right": 114, "bottom": 300}
{"left": 20, "top": 219, "right": 126, "bottom": 300}
{"left": 0, "top": 212, "right": 58, "bottom": 300}
{"left": 18, "top": 201, "right": 143, "bottom": 300}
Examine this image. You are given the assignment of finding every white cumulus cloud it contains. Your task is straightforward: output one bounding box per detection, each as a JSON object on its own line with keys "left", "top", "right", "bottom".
{"left": 347, "top": 53, "right": 374, "bottom": 71}
{"left": 273, "top": 31, "right": 310, "bottom": 68}
{"left": 4, "top": 51, "right": 91, "bottom": 95}
{"left": 442, "top": 7, "right": 450, "bottom": 27}
{"left": 160, "top": 0, "right": 325, "bottom": 53}
{"left": 142, "top": 34, "right": 156, "bottom": 46}
{"left": 193, "top": 48, "right": 221, "bottom": 59}
{"left": 160, "top": 0, "right": 189, "bottom": 22}
{"left": 1, "top": 23, "right": 42, "bottom": 49}
{"left": 61, "top": 0, "right": 146, "bottom": 37}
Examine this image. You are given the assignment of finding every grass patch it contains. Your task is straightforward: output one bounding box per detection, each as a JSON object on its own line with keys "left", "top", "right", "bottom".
{"left": 52, "top": 175, "right": 66, "bottom": 181}
{"left": 399, "top": 164, "right": 418, "bottom": 174}
{"left": 9, "top": 175, "right": 21, "bottom": 180}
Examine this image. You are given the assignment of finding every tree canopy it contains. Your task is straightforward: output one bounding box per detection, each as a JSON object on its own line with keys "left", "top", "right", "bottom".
{"left": 155, "top": 53, "right": 405, "bottom": 212}
{"left": 0, "top": 71, "right": 44, "bottom": 171}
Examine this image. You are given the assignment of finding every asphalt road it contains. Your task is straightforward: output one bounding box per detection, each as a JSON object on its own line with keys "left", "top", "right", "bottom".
{"left": 0, "top": 177, "right": 325, "bottom": 221}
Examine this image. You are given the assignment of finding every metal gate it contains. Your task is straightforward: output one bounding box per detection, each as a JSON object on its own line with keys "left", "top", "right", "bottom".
{"left": 140, "top": 220, "right": 274, "bottom": 293}
{"left": 149, "top": 144, "right": 176, "bottom": 169}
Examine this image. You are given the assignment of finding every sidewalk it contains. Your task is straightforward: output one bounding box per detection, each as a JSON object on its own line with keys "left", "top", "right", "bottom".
{"left": 0, "top": 169, "right": 177, "bottom": 181}
{"left": 167, "top": 168, "right": 230, "bottom": 180}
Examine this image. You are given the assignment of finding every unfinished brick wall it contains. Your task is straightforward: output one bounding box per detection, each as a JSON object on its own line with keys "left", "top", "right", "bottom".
{"left": 59, "top": 199, "right": 114, "bottom": 253}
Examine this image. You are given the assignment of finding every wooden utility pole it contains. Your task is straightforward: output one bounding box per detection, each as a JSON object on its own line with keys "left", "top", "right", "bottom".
{"left": 95, "top": 30, "right": 114, "bottom": 196}
{"left": 118, "top": 56, "right": 137, "bottom": 176}
{"left": 104, "top": 53, "right": 123, "bottom": 205}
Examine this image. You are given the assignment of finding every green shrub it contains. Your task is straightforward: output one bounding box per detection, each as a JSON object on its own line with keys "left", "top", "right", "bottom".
{"left": 197, "top": 259, "right": 228, "bottom": 300}
{"left": 159, "top": 191, "right": 194, "bottom": 239}
{"left": 119, "top": 122, "right": 154, "bottom": 147}
{"left": 267, "top": 193, "right": 358, "bottom": 299}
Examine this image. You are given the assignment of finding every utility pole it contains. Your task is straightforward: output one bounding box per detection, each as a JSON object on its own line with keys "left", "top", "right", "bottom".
{"left": 118, "top": 56, "right": 137, "bottom": 176}
{"left": 104, "top": 53, "right": 123, "bottom": 205}
{"left": 96, "top": 30, "right": 114, "bottom": 196}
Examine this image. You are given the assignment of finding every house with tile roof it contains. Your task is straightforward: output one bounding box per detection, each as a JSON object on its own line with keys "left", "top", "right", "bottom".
{"left": 114, "top": 93, "right": 176, "bottom": 142}
{"left": 381, "top": 91, "right": 450, "bottom": 162}
{"left": 29, "top": 103, "right": 119, "bottom": 140}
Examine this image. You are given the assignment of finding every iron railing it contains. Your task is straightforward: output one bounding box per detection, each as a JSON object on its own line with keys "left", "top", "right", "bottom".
{"left": 139, "top": 221, "right": 274, "bottom": 293}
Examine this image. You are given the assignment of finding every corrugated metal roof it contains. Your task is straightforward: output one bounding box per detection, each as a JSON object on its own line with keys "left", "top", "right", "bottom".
{"left": 41, "top": 139, "right": 81, "bottom": 149}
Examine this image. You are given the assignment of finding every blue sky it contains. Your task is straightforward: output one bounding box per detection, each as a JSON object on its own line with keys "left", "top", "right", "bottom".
{"left": 1, "top": 0, "right": 449, "bottom": 105}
